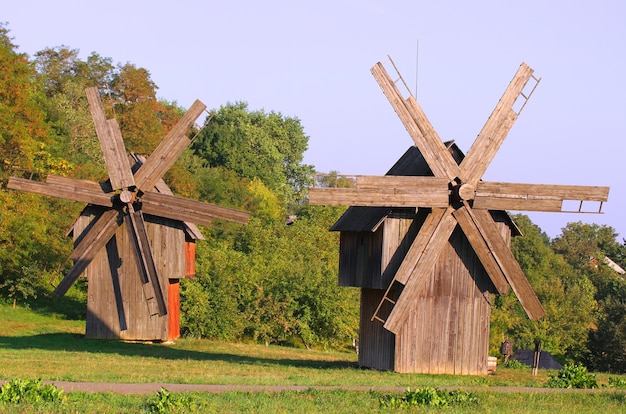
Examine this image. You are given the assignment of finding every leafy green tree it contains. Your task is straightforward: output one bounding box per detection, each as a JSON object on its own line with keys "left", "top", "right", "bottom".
{"left": 191, "top": 102, "right": 314, "bottom": 208}
{"left": 553, "top": 222, "right": 626, "bottom": 372}
{"left": 0, "top": 23, "right": 49, "bottom": 180}
{"left": 491, "top": 214, "right": 597, "bottom": 362}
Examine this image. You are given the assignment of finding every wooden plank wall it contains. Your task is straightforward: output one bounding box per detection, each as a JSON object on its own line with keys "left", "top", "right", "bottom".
{"left": 339, "top": 214, "right": 417, "bottom": 289}
{"left": 394, "top": 227, "right": 494, "bottom": 375}
{"left": 76, "top": 207, "right": 186, "bottom": 341}
{"left": 359, "top": 288, "right": 395, "bottom": 370}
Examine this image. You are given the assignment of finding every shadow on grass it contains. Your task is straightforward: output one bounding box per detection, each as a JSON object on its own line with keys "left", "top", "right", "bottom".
{"left": 0, "top": 332, "right": 357, "bottom": 370}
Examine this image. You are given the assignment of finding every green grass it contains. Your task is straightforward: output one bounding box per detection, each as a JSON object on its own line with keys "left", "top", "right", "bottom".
{"left": 0, "top": 303, "right": 625, "bottom": 413}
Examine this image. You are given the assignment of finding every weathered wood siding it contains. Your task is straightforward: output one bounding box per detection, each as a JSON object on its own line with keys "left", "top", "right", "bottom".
{"left": 358, "top": 288, "right": 395, "bottom": 370}
{"left": 356, "top": 219, "right": 511, "bottom": 374}
{"left": 338, "top": 214, "right": 416, "bottom": 289}
{"left": 392, "top": 226, "right": 499, "bottom": 375}
{"left": 76, "top": 207, "right": 186, "bottom": 341}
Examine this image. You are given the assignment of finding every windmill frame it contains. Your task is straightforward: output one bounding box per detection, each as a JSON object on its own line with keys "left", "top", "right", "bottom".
{"left": 309, "top": 57, "right": 609, "bottom": 374}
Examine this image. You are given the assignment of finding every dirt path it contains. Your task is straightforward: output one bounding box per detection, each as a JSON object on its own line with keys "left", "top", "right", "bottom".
{"left": 35, "top": 382, "right": 626, "bottom": 395}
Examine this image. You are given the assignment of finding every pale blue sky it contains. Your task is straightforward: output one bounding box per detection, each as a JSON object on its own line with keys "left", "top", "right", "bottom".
{"left": 4, "top": 0, "right": 625, "bottom": 239}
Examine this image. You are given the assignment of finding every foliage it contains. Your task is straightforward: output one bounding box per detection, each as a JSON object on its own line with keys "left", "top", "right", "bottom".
{"left": 181, "top": 203, "right": 359, "bottom": 349}
{"left": 0, "top": 23, "right": 49, "bottom": 181}
{"left": 492, "top": 214, "right": 597, "bottom": 362}
{"left": 503, "top": 359, "right": 526, "bottom": 370}
{"left": 192, "top": 102, "right": 314, "bottom": 208}
{"left": 0, "top": 378, "right": 65, "bottom": 405}
{"left": 379, "top": 387, "right": 479, "bottom": 409}
{"left": 608, "top": 376, "right": 626, "bottom": 388}
{"left": 546, "top": 363, "right": 598, "bottom": 389}
{"left": 144, "top": 388, "right": 193, "bottom": 413}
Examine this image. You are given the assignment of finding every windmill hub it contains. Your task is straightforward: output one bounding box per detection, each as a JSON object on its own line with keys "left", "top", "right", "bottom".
{"left": 457, "top": 183, "right": 476, "bottom": 201}
{"left": 119, "top": 189, "right": 135, "bottom": 204}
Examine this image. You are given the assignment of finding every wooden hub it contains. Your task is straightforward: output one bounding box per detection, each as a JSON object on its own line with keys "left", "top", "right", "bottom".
{"left": 119, "top": 189, "right": 135, "bottom": 204}
{"left": 457, "top": 183, "right": 476, "bottom": 201}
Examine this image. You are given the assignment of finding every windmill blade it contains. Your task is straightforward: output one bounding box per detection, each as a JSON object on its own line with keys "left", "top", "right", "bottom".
{"left": 85, "top": 87, "right": 135, "bottom": 190}
{"left": 473, "top": 181, "right": 610, "bottom": 212}
{"left": 55, "top": 209, "right": 121, "bottom": 296}
{"left": 124, "top": 205, "right": 167, "bottom": 317}
{"left": 141, "top": 191, "right": 249, "bottom": 226}
{"left": 462, "top": 206, "right": 545, "bottom": 320}
{"left": 384, "top": 208, "right": 458, "bottom": 334}
{"left": 8, "top": 176, "right": 114, "bottom": 208}
{"left": 459, "top": 63, "right": 538, "bottom": 186}
{"left": 308, "top": 176, "right": 450, "bottom": 207}
{"left": 133, "top": 100, "right": 206, "bottom": 191}
{"left": 371, "top": 61, "right": 460, "bottom": 180}
{"left": 452, "top": 206, "right": 510, "bottom": 294}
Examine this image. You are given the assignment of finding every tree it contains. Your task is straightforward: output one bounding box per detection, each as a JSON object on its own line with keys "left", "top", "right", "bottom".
{"left": 553, "top": 222, "right": 626, "bottom": 372}
{"left": 191, "top": 102, "right": 314, "bottom": 208}
{"left": 0, "top": 23, "right": 49, "bottom": 180}
{"left": 491, "top": 214, "right": 597, "bottom": 362}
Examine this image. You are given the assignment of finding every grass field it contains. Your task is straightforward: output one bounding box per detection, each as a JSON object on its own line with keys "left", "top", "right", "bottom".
{"left": 0, "top": 303, "right": 624, "bottom": 413}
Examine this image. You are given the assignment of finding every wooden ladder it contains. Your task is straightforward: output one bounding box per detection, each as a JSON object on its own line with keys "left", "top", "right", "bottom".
{"left": 371, "top": 278, "right": 404, "bottom": 324}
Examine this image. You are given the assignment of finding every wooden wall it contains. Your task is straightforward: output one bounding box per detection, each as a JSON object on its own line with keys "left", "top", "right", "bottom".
{"left": 338, "top": 213, "right": 417, "bottom": 289}
{"left": 391, "top": 227, "right": 496, "bottom": 374}
{"left": 358, "top": 288, "right": 395, "bottom": 370}
{"left": 76, "top": 207, "right": 186, "bottom": 341}
{"left": 357, "top": 219, "right": 510, "bottom": 375}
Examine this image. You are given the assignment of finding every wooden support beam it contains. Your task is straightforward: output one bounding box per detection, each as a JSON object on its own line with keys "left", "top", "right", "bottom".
{"left": 460, "top": 63, "right": 535, "bottom": 185}
{"left": 473, "top": 181, "right": 610, "bottom": 212}
{"left": 141, "top": 191, "right": 249, "bottom": 226}
{"left": 470, "top": 208, "right": 545, "bottom": 320}
{"left": 371, "top": 62, "right": 460, "bottom": 181}
{"left": 134, "top": 100, "right": 206, "bottom": 190}
{"left": 452, "top": 206, "right": 510, "bottom": 295}
{"left": 8, "top": 177, "right": 113, "bottom": 207}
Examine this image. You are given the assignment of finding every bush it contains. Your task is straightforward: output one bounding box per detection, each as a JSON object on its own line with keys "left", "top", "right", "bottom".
{"left": 546, "top": 363, "right": 597, "bottom": 389}
{"left": 608, "top": 377, "right": 626, "bottom": 388}
{"left": 144, "top": 388, "right": 193, "bottom": 413}
{"left": 503, "top": 359, "right": 526, "bottom": 369}
{"left": 379, "top": 387, "right": 479, "bottom": 409}
{"left": 0, "top": 378, "right": 65, "bottom": 405}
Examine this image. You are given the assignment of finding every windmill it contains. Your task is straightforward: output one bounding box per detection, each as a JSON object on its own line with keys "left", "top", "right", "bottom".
{"left": 308, "top": 57, "right": 609, "bottom": 374}
{"left": 8, "top": 87, "right": 249, "bottom": 341}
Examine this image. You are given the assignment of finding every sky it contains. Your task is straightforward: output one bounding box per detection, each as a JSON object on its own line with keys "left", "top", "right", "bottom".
{"left": 3, "top": 0, "right": 625, "bottom": 239}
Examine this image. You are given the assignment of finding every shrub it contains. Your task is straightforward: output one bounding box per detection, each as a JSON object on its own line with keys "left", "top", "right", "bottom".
{"left": 0, "top": 378, "right": 65, "bottom": 405}
{"left": 503, "top": 359, "right": 526, "bottom": 369}
{"left": 608, "top": 377, "right": 626, "bottom": 388}
{"left": 379, "top": 387, "right": 479, "bottom": 409}
{"left": 546, "top": 363, "right": 597, "bottom": 389}
{"left": 144, "top": 388, "right": 193, "bottom": 413}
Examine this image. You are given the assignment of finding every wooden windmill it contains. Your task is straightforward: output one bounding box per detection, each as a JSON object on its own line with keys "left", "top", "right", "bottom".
{"left": 309, "top": 58, "right": 609, "bottom": 374}
{"left": 8, "top": 87, "right": 249, "bottom": 341}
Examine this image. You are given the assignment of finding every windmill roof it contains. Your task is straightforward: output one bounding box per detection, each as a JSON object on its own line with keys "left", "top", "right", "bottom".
{"left": 330, "top": 142, "right": 521, "bottom": 236}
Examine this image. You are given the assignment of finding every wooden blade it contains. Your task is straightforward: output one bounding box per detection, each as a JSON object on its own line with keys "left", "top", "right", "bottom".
{"left": 125, "top": 205, "right": 167, "bottom": 317}
{"left": 308, "top": 176, "right": 450, "bottom": 207}
{"left": 371, "top": 62, "right": 460, "bottom": 180}
{"left": 8, "top": 176, "right": 113, "bottom": 207}
{"left": 469, "top": 208, "right": 545, "bottom": 320}
{"left": 384, "top": 208, "right": 458, "bottom": 334}
{"left": 393, "top": 207, "right": 447, "bottom": 284}
{"left": 85, "top": 87, "right": 135, "bottom": 190}
{"left": 141, "top": 191, "right": 249, "bottom": 226}
{"left": 133, "top": 100, "right": 206, "bottom": 191}
{"left": 459, "top": 63, "right": 536, "bottom": 186}
{"left": 452, "top": 206, "right": 510, "bottom": 294}
{"left": 473, "top": 181, "right": 610, "bottom": 212}
{"left": 55, "top": 209, "right": 121, "bottom": 296}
